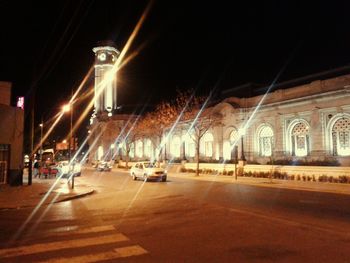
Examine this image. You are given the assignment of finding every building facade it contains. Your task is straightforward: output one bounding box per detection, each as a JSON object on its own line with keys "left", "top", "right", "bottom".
{"left": 0, "top": 82, "right": 24, "bottom": 184}
{"left": 89, "top": 73, "right": 350, "bottom": 167}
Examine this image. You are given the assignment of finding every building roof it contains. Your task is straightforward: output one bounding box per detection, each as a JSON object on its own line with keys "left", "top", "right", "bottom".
{"left": 221, "top": 65, "right": 350, "bottom": 98}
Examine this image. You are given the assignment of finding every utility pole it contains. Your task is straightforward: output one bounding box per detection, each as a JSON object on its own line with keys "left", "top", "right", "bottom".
{"left": 28, "top": 95, "right": 35, "bottom": 185}
{"left": 40, "top": 117, "right": 43, "bottom": 162}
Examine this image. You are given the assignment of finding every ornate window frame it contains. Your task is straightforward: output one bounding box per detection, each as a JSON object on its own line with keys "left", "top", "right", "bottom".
{"left": 286, "top": 119, "right": 311, "bottom": 157}
{"left": 326, "top": 113, "right": 350, "bottom": 156}
{"left": 255, "top": 123, "right": 274, "bottom": 157}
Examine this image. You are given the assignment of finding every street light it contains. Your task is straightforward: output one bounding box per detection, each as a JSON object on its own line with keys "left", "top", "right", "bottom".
{"left": 39, "top": 122, "right": 43, "bottom": 162}
{"left": 62, "top": 102, "right": 74, "bottom": 189}
{"left": 62, "top": 103, "right": 73, "bottom": 161}
{"left": 238, "top": 128, "right": 246, "bottom": 161}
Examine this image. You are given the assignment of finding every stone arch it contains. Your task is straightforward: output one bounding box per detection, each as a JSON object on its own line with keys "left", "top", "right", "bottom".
{"left": 326, "top": 113, "right": 350, "bottom": 156}
{"left": 255, "top": 123, "right": 274, "bottom": 157}
{"left": 286, "top": 119, "right": 310, "bottom": 157}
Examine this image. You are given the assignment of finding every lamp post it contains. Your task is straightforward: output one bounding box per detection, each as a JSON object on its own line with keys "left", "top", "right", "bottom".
{"left": 39, "top": 122, "right": 43, "bottom": 162}
{"left": 62, "top": 103, "right": 74, "bottom": 189}
{"left": 238, "top": 128, "right": 246, "bottom": 161}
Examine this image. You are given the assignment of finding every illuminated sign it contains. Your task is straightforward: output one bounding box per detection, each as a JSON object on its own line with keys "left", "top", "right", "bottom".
{"left": 17, "top": 96, "right": 24, "bottom": 110}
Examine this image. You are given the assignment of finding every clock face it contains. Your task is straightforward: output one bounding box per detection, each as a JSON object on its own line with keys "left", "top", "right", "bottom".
{"left": 98, "top": 53, "right": 106, "bottom": 61}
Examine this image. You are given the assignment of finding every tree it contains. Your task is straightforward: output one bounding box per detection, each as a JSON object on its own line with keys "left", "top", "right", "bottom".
{"left": 178, "top": 91, "right": 221, "bottom": 176}
{"left": 117, "top": 116, "right": 141, "bottom": 169}
{"left": 184, "top": 109, "right": 220, "bottom": 176}
{"left": 137, "top": 102, "right": 178, "bottom": 161}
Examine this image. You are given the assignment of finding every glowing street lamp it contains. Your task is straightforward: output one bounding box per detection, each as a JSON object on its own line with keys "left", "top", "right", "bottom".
{"left": 62, "top": 104, "right": 70, "bottom": 113}
{"left": 63, "top": 101, "right": 74, "bottom": 189}
{"left": 62, "top": 103, "right": 73, "bottom": 161}
{"left": 39, "top": 122, "right": 43, "bottom": 161}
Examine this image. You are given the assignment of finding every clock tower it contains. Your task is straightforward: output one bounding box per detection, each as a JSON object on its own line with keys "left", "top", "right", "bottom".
{"left": 92, "top": 40, "right": 120, "bottom": 117}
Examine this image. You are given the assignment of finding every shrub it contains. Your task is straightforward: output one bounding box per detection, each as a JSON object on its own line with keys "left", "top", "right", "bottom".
{"left": 267, "top": 158, "right": 340, "bottom": 166}
{"left": 246, "top": 160, "right": 260, "bottom": 165}
{"left": 318, "top": 175, "right": 328, "bottom": 182}
{"left": 246, "top": 171, "right": 253, "bottom": 177}
{"left": 227, "top": 170, "right": 234, "bottom": 176}
{"left": 180, "top": 167, "right": 187, "bottom": 173}
{"left": 302, "top": 175, "right": 306, "bottom": 181}
{"left": 338, "top": 175, "right": 350, "bottom": 184}
{"left": 297, "top": 175, "right": 301, "bottom": 181}
{"left": 222, "top": 170, "right": 227, "bottom": 175}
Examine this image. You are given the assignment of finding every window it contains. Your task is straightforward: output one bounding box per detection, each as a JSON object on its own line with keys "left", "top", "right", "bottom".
{"left": 144, "top": 139, "right": 152, "bottom": 158}
{"left": 203, "top": 132, "right": 214, "bottom": 157}
{"left": 258, "top": 126, "right": 273, "bottom": 157}
{"left": 136, "top": 140, "right": 143, "bottom": 158}
{"left": 97, "top": 146, "right": 104, "bottom": 160}
{"left": 291, "top": 122, "right": 309, "bottom": 157}
{"left": 332, "top": 117, "right": 350, "bottom": 156}
{"left": 223, "top": 129, "right": 238, "bottom": 160}
{"left": 129, "top": 143, "right": 135, "bottom": 158}
{"left": 171, "top": 136, "right": 181, "bottom": 158}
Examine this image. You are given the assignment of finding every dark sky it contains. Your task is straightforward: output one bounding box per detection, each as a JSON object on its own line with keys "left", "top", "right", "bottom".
{"left": 1, "top": 0, "right": 350, "bottom": 142}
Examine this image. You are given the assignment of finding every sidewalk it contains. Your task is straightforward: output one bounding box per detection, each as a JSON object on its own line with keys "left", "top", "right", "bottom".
{"left": 0, "top": 173, "right": 94, "bottom": 210}
{"left": 109, "top": 166, "right": 350, "bottom": 195}
{"left": 169, "top": 172, "right": 350, "bottom": 195}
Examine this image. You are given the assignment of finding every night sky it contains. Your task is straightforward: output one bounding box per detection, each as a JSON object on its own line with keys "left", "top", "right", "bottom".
{"left": 1, "top": 0, "right": 350, "bottom": 143}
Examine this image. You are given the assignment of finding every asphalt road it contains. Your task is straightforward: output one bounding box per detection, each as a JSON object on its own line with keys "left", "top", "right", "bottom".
{"left": 1, "top": 169, "right": 350, "bottom": 262}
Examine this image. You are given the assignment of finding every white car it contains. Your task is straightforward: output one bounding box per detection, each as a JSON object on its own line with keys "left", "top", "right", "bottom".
{"left": 97, "top": 161, "right": 113, "bottom": 171}
{"left": 55, "top": 161, "right": 82, "bottom": 178}
{"left": 130, "top": 162, "right": 167, "bottom": 182}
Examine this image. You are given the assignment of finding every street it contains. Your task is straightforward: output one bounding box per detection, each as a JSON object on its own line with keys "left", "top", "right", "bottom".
{"left": 1, "top": 169, "right": 350, "bottom": 262}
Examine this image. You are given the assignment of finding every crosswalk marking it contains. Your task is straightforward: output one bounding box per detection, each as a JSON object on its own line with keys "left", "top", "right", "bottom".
{"left": 114, "top": 245, "right": 148, "bottom": 257}
{"left": 38, "top": 245, "right": 148, "bottom": 263}
{"left": 0, "top": 233, "right": 128, "bottom": 258}
{"left": 73, "top": 225, "right": 116, "bottom": 234}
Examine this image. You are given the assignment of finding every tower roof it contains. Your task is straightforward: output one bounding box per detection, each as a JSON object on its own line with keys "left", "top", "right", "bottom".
{"left": 96, "top": 40, "right": 117, "bottom": 48}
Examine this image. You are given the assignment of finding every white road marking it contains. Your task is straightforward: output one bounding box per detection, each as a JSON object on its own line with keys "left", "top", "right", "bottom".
{"left": 74, "top": 225, "right": 116, "bottom": 234}
{"left": 40, "top": 245, "right": 148, "bottom": 263}
{"left": 0, "top": 233, "right": 128, "bottom": 258}
{"left": 114, "top": 245, "right": 148, "bottom": 257}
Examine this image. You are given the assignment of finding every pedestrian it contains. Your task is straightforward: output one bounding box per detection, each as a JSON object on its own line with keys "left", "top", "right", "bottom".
{"left": 33, "top": 159, "right": 39, "bottom": 178}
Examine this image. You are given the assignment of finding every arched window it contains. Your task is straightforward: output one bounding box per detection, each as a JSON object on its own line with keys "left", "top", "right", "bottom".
{"left": 258, "top": 126, "right": 274, "bottom": 157}
{"left": 136, "top": 140, "right": 143, "bottom": 158}
{"left": 144, "top": 139, "right": 152, "bottom": 158}
{"left": 129, "top": 143, "right": 135, "bottom": 158}
{"left": 97, "top": 146, "right": 104, "bottom": 160}
{"left": 291, "top": 122, "right": 309, "bottom": 157}
{"left": 223, "top": 129, "right": 238, "bottom": 160}
{"left": 171, "top": 136, "right": 181, "bottom": 158}
{"left": 184, "top": 134, "right": 195, "bottom": 157}
{"left": 332, "top": 117, "right": 350, "bottom": 156}
{"left": 203, "top": 132, "right": 214, "bottom": 157}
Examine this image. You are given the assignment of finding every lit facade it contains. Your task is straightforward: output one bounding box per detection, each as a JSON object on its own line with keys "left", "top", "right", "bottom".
{"left": 89, "top": 73, "right": 350, "bottom": 166}
{"left": 92, "top": 41, "right": 120, "bottom": 117}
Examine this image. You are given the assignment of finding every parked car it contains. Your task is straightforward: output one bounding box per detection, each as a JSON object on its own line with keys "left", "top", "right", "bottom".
{"left": 130, "top": 162, "right": 167, "bottom": 182}
{"left": 53, "top": 161, "right": 82, "bottom": 178}
{"left": 97, "top": 161, "right": 112, "bottom": 171}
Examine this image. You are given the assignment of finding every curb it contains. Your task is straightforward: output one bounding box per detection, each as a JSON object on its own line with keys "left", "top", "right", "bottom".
{"left": 55, "top": 189, "right": 95, "bottom": 203}
{"left": 0, "top": 189, "right": 95, "bottom": 211}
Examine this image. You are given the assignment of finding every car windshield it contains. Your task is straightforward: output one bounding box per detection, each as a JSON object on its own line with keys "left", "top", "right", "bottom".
{"left": 144, "top": 162, "right": 156, "bottom": 168}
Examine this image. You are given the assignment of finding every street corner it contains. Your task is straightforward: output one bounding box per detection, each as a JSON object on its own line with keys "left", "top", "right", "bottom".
{"left": 54, "top": 188, "right": 95, "bottom": 203}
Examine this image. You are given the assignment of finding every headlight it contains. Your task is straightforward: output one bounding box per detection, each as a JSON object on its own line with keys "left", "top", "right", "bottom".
{"left": 147, "top": 171, "right": 153, "bottom": 176}
{"left": 164, "top": 170, "right": 167, "bottom": 174}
